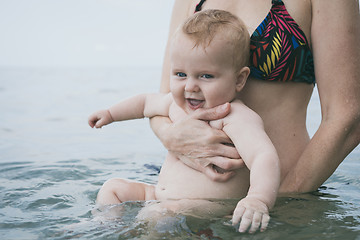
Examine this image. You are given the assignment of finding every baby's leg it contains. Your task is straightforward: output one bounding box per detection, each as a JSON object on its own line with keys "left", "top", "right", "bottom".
{"left": 96, "top": 178, "right": 156, "bottom": 205}
{"left": 137, "top": 199, "right": 233, "bottom": 222}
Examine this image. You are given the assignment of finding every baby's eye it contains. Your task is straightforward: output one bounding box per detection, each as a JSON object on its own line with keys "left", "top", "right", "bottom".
{"left": 201, "top": 74, "right": 214, "bottom": 79}
{"left": 176, "top": 72, "right": 187, "bottom": 77}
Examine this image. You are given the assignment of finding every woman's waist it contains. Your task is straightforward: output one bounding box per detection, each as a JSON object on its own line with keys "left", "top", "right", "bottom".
{"left": 241, "top": 78, "right": 312, "bottom": 144}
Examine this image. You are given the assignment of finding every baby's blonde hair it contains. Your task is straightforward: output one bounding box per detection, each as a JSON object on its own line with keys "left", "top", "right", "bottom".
{"left": 180, "top": 9, "right": 250, "bottom": 70}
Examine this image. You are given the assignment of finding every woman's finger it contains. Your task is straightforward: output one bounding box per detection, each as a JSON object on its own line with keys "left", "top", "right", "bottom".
{"left": 208, "top": 156, "right": 245, "bottom": 171}
{"left": 212, "top": 139, "right": 241, "bottom": 159}
{"left": 191, "top": 102, "right": 231, "bottom": 121}
{"left": 203, "top": 165, "right": 235, "bottom": 182}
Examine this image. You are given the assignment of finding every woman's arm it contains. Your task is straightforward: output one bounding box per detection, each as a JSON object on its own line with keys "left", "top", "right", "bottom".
{"left": 280, "top": 0, "right": 360, "bottom": 192}
{"left": 159, "top": 0, "right": 192, "bottom": 93}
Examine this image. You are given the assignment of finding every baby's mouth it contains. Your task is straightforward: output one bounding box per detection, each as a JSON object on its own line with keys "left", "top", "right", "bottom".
{"left": 186, "top": 98, "right": 205, "bottom": 110}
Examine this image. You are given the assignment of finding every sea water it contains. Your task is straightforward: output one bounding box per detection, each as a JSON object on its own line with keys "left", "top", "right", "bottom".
{"left": 0, "top": 67, "right": 359, "bottom": 239}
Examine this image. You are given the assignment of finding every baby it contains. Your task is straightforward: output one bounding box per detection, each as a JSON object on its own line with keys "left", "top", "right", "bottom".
{"left": 88, "top": 9, "right": 280, "bottom": 233}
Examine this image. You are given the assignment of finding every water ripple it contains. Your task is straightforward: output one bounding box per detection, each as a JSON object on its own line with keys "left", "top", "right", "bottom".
{"left": 26, "top": 195, "right": 75, "bottom": 211}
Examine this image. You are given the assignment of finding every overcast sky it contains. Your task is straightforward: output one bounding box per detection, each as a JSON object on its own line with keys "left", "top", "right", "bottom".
{"left": 0, "top": 0, "right": 175, "bottom": 67}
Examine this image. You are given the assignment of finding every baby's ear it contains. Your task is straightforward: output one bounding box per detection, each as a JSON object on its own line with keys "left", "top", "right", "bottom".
{"left": 236, "top": 67, "right": 250, "bottom": 92}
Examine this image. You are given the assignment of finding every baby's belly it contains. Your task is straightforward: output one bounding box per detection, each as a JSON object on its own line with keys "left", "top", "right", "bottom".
{"left": 155, "top": 153, "right": 250, "bottom": 200}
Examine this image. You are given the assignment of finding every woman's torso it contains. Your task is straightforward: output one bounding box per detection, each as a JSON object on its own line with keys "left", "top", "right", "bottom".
{"left": 182, "top": 0, "right": 315, "bottom": 185}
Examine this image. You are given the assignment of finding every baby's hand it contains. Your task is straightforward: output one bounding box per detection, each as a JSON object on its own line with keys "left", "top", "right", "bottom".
{"left": 88, "top": 110, "right": 114, "bottom": 128}
{"left": 232, "top": 196, "right": 270, "bottom": 233}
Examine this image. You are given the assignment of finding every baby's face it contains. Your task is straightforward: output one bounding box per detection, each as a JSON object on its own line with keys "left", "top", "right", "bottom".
{"left": 169, "top": 33, "right": 240, "bottom": 113}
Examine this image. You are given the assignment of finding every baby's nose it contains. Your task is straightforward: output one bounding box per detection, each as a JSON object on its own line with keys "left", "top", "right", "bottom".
{"left": 184, "top": 78, "right": 199, "bottom": 92}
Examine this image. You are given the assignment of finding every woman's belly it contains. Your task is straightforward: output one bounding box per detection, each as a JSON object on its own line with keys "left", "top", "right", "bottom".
{"left": 241, "top": 78, "right": 313, "bottom": 182}
{"left": 155, "top": 153, "right": 250, "bottom": 200}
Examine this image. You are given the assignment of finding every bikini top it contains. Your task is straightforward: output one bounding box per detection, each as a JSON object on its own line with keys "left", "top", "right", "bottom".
{"left": 195, "top": 0, "right": 315, "bottom": 84}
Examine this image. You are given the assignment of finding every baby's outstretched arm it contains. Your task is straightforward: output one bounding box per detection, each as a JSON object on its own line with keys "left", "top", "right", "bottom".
{"left": 88, "top": 93, "right": 173, "bottom": 128}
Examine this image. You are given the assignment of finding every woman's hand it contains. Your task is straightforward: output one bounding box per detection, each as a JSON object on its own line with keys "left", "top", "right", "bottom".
{"left": 175, "top": 155, "right": 244, "bottom": 182}
{"left": 151, "top": 103, "right": 245, "bottom": 182}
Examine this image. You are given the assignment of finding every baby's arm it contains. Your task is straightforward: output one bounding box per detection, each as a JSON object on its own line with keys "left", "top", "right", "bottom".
{"left": 223, "top": 103, "right": 280, "bottom": 233}
{"left": 88, "top": 93, "right": 173, "bottom": 128}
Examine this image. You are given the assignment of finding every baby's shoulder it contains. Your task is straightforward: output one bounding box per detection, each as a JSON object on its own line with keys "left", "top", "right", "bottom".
{"left": 208, "top": 101, "right": 256, "bottom": 129}
{"left": 227, "top": 100, "right": 263, "bottom": 125}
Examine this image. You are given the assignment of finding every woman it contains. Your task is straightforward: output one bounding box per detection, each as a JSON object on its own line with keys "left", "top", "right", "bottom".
{"left": 150, "top": 0, "right": 360, "bottom": 193}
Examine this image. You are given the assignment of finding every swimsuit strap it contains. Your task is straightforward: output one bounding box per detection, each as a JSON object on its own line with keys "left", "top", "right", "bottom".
{"left": 195, "top": 0, "right": 206, "bottom": 12}
{"left": 196, "top": 0, "right": 282, "bottom": 12}
{"left": 272, "top": 0, "right": 283, "bottom": 4}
